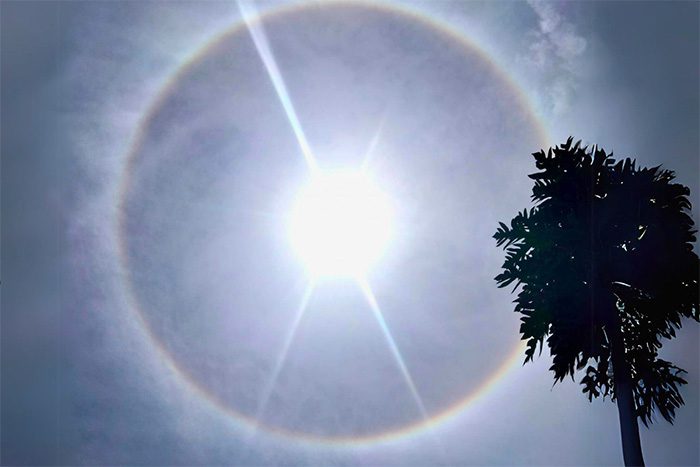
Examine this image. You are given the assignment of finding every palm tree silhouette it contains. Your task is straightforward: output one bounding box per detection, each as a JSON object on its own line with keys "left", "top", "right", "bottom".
{"left": 494, "top": 138, "right": 698, "bottom": 466}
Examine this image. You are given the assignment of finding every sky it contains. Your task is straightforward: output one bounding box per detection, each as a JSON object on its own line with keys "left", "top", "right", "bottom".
{"left": 1, "top": 1, "right": 698, "bottom": 465}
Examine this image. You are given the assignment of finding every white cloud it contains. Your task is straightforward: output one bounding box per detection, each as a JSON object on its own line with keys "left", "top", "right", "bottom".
{"left": 525, "top": 0, "right": 588, "bottom": 115}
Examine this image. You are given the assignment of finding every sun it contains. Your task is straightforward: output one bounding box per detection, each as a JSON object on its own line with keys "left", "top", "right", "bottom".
{"left": 289, "top": 169, "right": 394, "bottom": 278}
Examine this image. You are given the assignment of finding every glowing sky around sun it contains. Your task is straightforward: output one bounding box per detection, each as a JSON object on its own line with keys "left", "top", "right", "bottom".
{"left": 119, "top": 3, "right": 542, "bottom": 440}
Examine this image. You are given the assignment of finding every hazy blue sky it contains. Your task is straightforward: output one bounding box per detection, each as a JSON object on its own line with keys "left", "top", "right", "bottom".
{"left": 2, "top": 1, "right": 698, "bottom": 465}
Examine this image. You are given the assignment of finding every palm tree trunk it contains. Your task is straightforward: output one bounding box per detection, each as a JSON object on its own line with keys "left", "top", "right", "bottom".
{"left": 608, "top": 320, "right": 645, "bottom": 466}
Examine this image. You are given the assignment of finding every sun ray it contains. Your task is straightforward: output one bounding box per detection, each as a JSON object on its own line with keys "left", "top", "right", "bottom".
{"left": 250, "top": 281, "right": 315, "bottom": 437}
{"left": 237, "top": 1, "right": 319, "bottom": 173}
{"left": 358, "top": 278, "right": 447, "bottom": 457}
{"left": 360, "top": 109, "right": 389, "bottom": 173}
{"left": 356, "top": 278, "right": 430, "bottom": 423}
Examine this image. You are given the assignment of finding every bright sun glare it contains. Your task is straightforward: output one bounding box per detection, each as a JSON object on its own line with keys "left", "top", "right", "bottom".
{"left": 289, "top": 170, "right": 394, "bottom": 277}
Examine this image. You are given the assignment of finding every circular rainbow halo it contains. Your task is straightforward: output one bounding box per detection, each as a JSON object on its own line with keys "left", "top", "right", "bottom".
{"left": 289, "top": 169, "right": 394, "bottom": 278}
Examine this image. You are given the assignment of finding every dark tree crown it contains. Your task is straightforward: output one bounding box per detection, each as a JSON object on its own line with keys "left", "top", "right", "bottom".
{"left": 494, "top": 137, "right": 699, "bottom": 425}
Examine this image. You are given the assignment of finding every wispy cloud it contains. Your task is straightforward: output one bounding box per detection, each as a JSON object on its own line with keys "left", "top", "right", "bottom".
{"left": 524, "top": 1, "right": 587, "bottom": 115}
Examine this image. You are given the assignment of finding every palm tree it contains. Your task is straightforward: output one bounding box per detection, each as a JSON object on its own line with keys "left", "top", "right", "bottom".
{"left": 494, "top": 138, "right": 698, "bottom": 466}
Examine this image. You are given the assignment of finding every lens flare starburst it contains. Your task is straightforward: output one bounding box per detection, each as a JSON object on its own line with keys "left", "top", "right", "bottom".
{"left": 238, "top": 0, "right": 431, "bottom": 441}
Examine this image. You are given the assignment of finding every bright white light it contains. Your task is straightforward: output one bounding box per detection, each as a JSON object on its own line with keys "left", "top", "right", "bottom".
{"left": 289, "top": 170, "right": 393, "bottom": 277}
